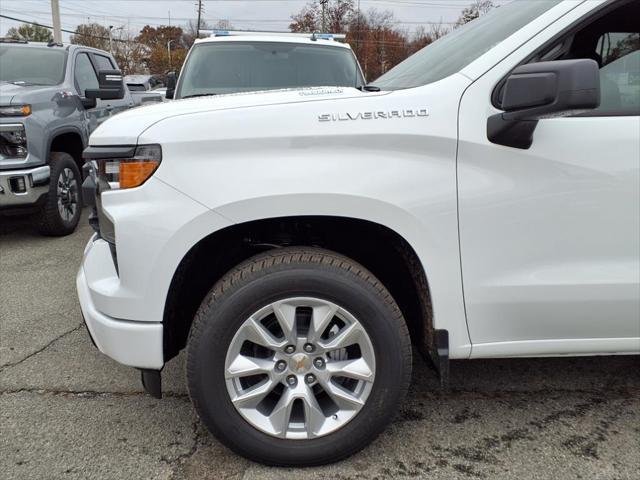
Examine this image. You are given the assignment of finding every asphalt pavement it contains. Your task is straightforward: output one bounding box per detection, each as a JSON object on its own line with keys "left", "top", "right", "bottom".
{"left": 1, "top": 212, "right": 639, "bottom": 480}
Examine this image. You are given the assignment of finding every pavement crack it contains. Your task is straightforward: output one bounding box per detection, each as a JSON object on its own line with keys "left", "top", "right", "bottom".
{"left": 0, "top": 387, "right": 189, "bottom": 399}
{"left": 162, "top": 418, "right": 203, "bottom": 471}
{"left": 0, "top": 323, "right": 84, "bottom": 373}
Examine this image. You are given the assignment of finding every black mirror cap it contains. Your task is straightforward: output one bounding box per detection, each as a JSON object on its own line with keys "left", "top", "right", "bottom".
{"left": 85, "top": 69, "right": 126, "bottom": 100}
{"left": 488, "top": 59, "right": 600, "bottom": 149}
{"left": 166, "top": 71, "right": 177, "bottom": 89}
{"left": 165, "top": 71, "right": 177, "bottom": 99}
{"left": 503, "top": 59, "right": 600, "bottom": 120}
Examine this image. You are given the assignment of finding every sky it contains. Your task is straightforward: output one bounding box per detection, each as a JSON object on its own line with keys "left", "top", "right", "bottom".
{"left": 0, "top": 0, "right": 491, "bottom": 41}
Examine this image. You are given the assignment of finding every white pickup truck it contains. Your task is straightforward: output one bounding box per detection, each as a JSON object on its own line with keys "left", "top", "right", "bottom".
{"left": 77, "top": 0, "right": 639, "bottom": 466}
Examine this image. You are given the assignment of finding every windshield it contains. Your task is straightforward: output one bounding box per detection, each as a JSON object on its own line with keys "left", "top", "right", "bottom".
{"left": 373, "top": 0, "right": 561, "bottom": 91}
{"left": 176, "top": 41, "right": 363, "bottom": 98}
{"left": 0, "top": 46, "right": 67, "bottom": 86}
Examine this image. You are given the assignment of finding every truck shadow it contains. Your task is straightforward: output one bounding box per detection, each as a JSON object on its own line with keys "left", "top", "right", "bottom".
{"left": 0, "top": 213, "right": 36, "bottom": 236}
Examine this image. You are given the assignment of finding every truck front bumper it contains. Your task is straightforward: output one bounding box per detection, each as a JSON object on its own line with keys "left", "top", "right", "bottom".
{"left": 0, "top": 165, "right": 49, "bottom": 208}
{"left": 76, "top": 236, "right": 164, "bottom": 369}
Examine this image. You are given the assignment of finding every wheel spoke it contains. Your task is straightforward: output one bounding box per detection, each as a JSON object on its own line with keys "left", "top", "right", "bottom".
{"left": 302, "top": 389, "right": 326, "bottom": 437}
{"left": 326, "top": 357, "right": 374, "bottom": 382}
{"left": 319, "top": 322, "right": 363, "bottom": 351}
{"left": 231, "top": 378, "right": 275, "bottom": 409}
{"left": 307, "top": 303, "right": 337, "bottom": 343}
{"left": 241, "top": 317, "right": 286, "bottom": 350}
{"left": 226, "top": 354, "right": 273, "bottom": 379}
{"left": 272, "top": 301, "right": 297, "bottom": 343}
{"left": 268, "top": 388, "right": 296, "bottom": 437}
{"left": 318, "top": 377, "right": 364, "bottom": 411}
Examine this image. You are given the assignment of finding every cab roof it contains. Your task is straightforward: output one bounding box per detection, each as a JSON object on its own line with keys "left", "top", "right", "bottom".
{"left": 195, "top": 31, "right": 352, "bottom": 49}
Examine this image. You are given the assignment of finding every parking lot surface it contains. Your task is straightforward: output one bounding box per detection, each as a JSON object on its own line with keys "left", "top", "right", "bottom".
{"left": 1, "top": 214, "right": 639, "bottom": 480}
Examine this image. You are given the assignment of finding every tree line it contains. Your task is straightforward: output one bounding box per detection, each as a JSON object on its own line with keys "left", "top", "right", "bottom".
{"left": 4, "top": 0, "right": 493, "bottom": 80}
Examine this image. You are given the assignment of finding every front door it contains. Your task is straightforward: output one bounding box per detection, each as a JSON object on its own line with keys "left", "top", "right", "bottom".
{"left": 457, "top": 0, "right": 640, "bottom": 357}
{"left": 73, "top": 51, "right": 109, "bottom": 133}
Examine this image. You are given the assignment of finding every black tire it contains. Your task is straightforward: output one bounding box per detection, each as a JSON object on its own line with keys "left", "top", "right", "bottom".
{"left": 186, "top": 247, "right": 412, "bottom": 466}
{"left": 37, "top": 152, "right": 83, "bottom": 236}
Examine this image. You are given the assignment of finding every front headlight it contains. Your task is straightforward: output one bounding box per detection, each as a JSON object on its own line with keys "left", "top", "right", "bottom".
{"left": 0, "top": 104, "right": 31, "bottom": 117}
{"left": 82, "top": 144, "right": 162, "bottom": 246}
{"left": 0, "top": 124, "right": 28, "bottom": 158}
{"left": 94, "top": 144, "right": 162, "bottom": 190}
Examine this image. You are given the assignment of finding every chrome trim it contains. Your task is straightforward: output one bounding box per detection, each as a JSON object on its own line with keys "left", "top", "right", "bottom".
{"left": 0, "top": 165, "right": 50, "bottom": 207}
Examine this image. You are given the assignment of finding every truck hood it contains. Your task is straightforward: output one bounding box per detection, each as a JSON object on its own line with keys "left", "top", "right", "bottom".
{"left": 0, "top": 82, "right": 55, "bottom": 105}
{"left": 90, "top": 87, "right": 382, "bottom": 145}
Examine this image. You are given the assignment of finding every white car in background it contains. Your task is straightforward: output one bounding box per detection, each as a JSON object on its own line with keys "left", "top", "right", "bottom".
{"left": 124, "top": 74, "right": 164, "bottom": 105}
{"left": 165, "top": 31, "right": 365, "bottom": 99}
{"left": 78, "top": 0, "right": 639, "bottom": 467}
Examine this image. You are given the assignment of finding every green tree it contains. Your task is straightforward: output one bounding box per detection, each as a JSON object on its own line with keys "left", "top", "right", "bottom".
{"left": 6, "top": 23, "right": 53, "bottom": 42}
{"left": 70, "top": 23, "right": 110, "bottom": 51}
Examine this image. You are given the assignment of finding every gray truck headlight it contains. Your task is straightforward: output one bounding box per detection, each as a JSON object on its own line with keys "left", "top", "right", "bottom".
{"left": 0, "top": 124, "right": 28, "bottom": 158}
{"left": 0, "top": 104, "right": 31, "bottom": 116}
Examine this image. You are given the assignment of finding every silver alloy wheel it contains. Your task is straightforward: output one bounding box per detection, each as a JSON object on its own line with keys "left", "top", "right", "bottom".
{"left": 224, "top": 297, "right": 376, "bottom": 439}
{"left": 57, "top": 167, "right": 78, "bottom": 222}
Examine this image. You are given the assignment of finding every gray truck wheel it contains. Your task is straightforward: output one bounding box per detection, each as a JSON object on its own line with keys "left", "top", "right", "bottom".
{"left": 37, "top": 152, "right": 82, "bottom": 236}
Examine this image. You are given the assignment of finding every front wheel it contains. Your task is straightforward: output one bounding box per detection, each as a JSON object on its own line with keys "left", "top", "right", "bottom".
{"left": 186, "top": 247, "right": 412, "bottom": 466}
{"left": 37, "top": 151, "right": 82, "bottom": 236}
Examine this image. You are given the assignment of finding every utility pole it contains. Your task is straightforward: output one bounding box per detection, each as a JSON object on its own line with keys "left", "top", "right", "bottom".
{"left": 196, "top": 0, "right": 202, "bottom": 38}
{"left": 50, "top": 0, "right": 62, "bottom": 43}
{"left": 167, "top": 39, "right": 175, "bottom": 69}
{"left": 320, "top": 0, "right": 328, "bottom": 32}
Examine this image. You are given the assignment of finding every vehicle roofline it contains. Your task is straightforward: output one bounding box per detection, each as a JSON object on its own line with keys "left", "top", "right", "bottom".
{"left": 2, "top": 41, "right": 116, "bottom": 56}
{"left": 193, "top": 36, "right": 352, "bottom": 49}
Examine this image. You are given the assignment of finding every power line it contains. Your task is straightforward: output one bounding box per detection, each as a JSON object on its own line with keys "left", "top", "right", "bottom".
{"left": 0, "top": 13, "right": 132, "bottom": 42}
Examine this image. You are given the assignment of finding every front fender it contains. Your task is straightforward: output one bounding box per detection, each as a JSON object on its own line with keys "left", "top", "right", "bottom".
{"left": 139, "top": 75, "right": 472, "bottom": 357}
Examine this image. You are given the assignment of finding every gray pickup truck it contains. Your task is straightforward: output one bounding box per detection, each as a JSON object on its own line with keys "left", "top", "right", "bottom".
{"left": 0, "top": 39, "right": 132, "bottom": 235}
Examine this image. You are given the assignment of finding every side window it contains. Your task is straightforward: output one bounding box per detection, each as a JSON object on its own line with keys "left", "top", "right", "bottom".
{"left": 93, "top": 54, "right": 115, "bottom": 72}
{"left": 595, "top": 32, "right": 640, "bottom": 113}
{"left": 521, "top": 0, "right": 640, "bottom": 116}
{"left": 75, "top": 53, "right": 98, "bottom": 94}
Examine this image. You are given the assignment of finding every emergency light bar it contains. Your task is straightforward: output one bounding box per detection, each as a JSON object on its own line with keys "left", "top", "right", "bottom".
{"left": 200, "top": 30, "right": 347, "bottom": 41}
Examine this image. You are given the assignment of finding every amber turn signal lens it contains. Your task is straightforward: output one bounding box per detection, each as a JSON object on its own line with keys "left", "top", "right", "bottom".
{"left": 119, "top": 161, "right": 159, "bottom": 189}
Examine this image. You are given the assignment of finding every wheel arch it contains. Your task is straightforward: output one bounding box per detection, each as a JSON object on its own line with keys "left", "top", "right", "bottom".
{"left": 162, "top": 215, "right": 436, "bottom": 363}
{"left": 47, "top": 127, "right": 86, "bottom": 172}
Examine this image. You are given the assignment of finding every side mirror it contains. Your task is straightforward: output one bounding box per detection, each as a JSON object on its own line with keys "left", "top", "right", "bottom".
{"left": 85, "top": 70, "right": 125, "bottom": 101}
{"left": 166, "top": 71, "right": 177, "bottom": 99}
{"left": 488, "top": 59, "right": 600, "bottom": 149}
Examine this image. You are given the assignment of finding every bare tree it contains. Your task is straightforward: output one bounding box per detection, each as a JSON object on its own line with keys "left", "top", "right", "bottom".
{"left": 290, "top": 0, "right": 354, "bottom": 33}
{"left": 183, "top": 19, "right": 211, "bottom": 46}
{"left": 456, "top": 0, "right": 495, "bottom": 26}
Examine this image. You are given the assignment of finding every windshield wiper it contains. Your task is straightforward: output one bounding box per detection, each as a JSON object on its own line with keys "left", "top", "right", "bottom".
{"left": 357, "top": 84, "right": 381, "bottom": 92}
{"left": 181, "top": 93, "right": 218, "bottom": 99}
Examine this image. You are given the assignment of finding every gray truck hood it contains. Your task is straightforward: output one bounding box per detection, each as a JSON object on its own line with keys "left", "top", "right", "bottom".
{"left": 0, "top": 82, "right": 55, "bottom": 105}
